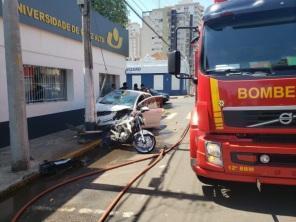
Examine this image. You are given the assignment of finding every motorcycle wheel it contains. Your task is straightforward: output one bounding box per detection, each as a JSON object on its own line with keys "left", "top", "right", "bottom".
{"left": 133, "top": 131, "right": 156, "bottom": 154}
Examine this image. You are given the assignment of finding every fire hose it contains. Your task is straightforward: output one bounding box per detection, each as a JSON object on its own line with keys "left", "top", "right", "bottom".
{"left": 12, "top": 124, "right": 190, "bottom": 222}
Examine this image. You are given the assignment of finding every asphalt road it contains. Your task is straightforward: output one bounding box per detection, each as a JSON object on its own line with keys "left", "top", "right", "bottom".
{"left": 2, "top": 96, "right": 296, "bottom": 222}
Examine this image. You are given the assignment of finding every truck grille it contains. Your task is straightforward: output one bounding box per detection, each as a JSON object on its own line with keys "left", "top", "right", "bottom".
{"left": 231, "top": 152, "right": 296, "bottom": 167}
{"left": 223, "top": 109, "right": 296, "bottom": 128}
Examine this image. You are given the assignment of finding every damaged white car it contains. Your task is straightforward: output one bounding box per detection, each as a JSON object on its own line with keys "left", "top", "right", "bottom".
{"left": 96, "top": 90, "right": 163, "bottom": 128}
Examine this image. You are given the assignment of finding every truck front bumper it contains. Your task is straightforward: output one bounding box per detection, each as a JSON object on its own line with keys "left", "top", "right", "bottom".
{"left": 192, "top": 162, "right": 296, "bottom": 186}
{"left": 190, "top": 133, "right": 296, "bottom": 186}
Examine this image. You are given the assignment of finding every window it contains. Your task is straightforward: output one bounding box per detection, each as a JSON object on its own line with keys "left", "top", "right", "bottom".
{"left": 171, "top": 75, "right": 180, "bottom": 90}
{"left": 24, "top": 65, "right": 67, "bottom": 104}
{"left": 99, "top": 73, "right": 119, "bottom": 97}
{"left": 154, "top": 75, "right": 163, "bottom": 90}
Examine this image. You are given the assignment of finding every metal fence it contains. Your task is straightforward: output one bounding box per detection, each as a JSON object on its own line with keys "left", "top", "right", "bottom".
{"left": 24, "top": 65, "right": 67, "bottom": 104}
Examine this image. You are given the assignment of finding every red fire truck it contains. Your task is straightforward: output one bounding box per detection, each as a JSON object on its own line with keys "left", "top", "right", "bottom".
{"left": 169, "top": 0, "right": 296, "bottom": 188}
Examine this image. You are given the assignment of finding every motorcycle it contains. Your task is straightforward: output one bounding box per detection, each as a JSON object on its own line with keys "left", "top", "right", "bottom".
{"left": 109, "top": 106, "right": 156, "bottom": 154}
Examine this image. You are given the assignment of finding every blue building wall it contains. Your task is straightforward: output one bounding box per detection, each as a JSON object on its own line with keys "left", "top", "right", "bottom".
{"left": 126, "top": 73, "right": 187, "bottom": 96}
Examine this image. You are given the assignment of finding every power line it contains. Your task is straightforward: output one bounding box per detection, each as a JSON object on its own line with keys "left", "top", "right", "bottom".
{"left": 91, "top": 14, "right": 109, "bottom": 74}
{"left": 123, "top": 0, "right": 170, "bottom": 47}
{"left": 129, "top": 0, "right": 160, "bottom": 38}
{"left": 137, "top": 0, "right": 150, "bottom": 11}
{"left": 129, "top": 0, "right": 143, "bottom": 12}
{"left": 129, "top": 0, "right": 146, "bottom": 12}
{"left": 126, "top": 0, "right": 187, "bottom": 58}
{"left": 126, "top": 0, "right": 188, "bottom": 59}
{"left": 91, "top": 9, "right": 111, "bottom": 96}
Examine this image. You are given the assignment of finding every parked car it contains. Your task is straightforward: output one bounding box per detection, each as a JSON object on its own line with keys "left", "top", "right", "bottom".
{"left": 148, "top": 89, "right": 170, "bottom": 104}
{"left": 96, "top": 90, "right": 163, "bottom": 128}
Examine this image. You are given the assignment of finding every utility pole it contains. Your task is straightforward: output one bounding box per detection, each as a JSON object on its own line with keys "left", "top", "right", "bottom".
{"left": 77, "top": 0, "right": 96, "bottom": 131}
{"left": 170, "top": 10, "right": 177, "bottom": 51}
{"left": 188, "top": 14, "right": 193, "bottom": 95}
{"left": 189, "top": 14, "right": 193, "bottom": 70}
{"left": 2, "top": 0, "right": 30, "bottom": 171}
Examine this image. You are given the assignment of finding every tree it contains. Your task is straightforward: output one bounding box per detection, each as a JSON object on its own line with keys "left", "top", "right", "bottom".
{"left": 91, "top": 0, "right": 129, "bottom": 27}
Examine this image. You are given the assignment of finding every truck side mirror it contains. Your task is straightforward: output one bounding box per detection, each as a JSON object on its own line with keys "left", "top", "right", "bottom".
{"left": 168, "top": 50, "right": 181, "bottom": 75}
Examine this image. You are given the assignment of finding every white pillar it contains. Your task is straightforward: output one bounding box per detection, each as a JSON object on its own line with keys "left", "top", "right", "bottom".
{"left": 2, "top": 0, "right": 30, "bottom": 171}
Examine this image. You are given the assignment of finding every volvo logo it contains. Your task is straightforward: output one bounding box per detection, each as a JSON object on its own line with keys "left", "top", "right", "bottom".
{"left": 248, "top": 111, "right": 296, "bottom": 128}
{"left": 279, "top": 113, "right": 293, "bottom": 125}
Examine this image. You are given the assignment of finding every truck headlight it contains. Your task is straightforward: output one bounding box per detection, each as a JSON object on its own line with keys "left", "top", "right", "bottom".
{"left": 206, "top": 141, "right": 223, "bottom": 167}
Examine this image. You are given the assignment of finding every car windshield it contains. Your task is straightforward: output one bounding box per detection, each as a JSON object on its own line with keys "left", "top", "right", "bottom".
{"left": 99, "top": 90, "right": 138, "bottom": 107}
{"left": 203, "top": 19, "right": 296, "bottom": 76}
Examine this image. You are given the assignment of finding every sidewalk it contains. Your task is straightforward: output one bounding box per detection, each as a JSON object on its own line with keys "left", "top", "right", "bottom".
{"left": 0, "top": 129, "right": 101, "bottom": 198}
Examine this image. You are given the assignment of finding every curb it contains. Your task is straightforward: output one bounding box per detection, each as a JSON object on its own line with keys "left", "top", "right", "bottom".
{"left": 62, "top": 139, "right": 101, "bottom": 159}
{"left": 0, "top": 139, "right": 101, "bottom": 200}
{"left": 0, "top": 171, "right": 39, "bottom": 200}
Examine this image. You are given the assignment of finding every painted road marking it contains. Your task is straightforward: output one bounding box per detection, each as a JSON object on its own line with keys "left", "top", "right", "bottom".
{"left": 32, "top": 206, "right": 132, "bottom": 218}
{"left": 32, "top": 206, "right": 54, "bottom": 211}
{"left": 79, "top": 208, "right": 93, "bottom": 214}
{"left": 94, "top": 209, "right": 105, "bottom": 215}
{"left": 165, "top": 112, "right": 177, "bottom": 120}
{"left": 58, "top": 207, "right": 75, "bottom": 213}
{"left": 186, "top": 112, "right": 191, "bottom": 120}
{"left": 122, "top": 212, "right": 134, "bottom": 218}
{"left": 159, "top": 165, "right": 166, "bottom": 169}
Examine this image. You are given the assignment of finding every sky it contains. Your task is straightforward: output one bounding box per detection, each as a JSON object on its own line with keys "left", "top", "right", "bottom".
{"left": 128, "top": 0, "right": 213, "bottom": 24}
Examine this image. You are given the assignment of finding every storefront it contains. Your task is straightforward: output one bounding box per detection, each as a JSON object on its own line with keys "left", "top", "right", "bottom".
{"left": 0, "top": 0, "right": 128, "bottom": 148}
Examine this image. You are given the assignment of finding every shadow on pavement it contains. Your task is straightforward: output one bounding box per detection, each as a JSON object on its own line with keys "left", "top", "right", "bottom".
{"left": 2, "top": 118, "right": 184, "bottom": 221}
{"left": 202, "top": 183, "right": 296, "bottom": 217}
{"left": 0, "top": 142, "right": 136, "bottom": 222}
{"left": 163, "top": 102, "right": 173, "bottom": 110}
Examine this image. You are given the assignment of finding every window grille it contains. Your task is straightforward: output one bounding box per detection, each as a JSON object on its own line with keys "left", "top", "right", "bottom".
{"left": 23, "top": 65, "right": 67, "bottom": 104}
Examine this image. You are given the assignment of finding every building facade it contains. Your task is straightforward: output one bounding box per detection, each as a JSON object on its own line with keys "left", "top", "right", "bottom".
{"left": 141, "top": 8, "right": 170, "bottom": 58}
{"left": 127, "top": 22, "right": 141, "bottom": 61}
{"left": 173, "top": 0, "right": 204, "bottom": 65}
{"left": 140, "top": 0, "right": 204, "bottom": 61}
{"left": 126, "top": 56, "right": 190, "bottom": 96}
{"left": 0, "top": 0, "right": 128, "bottom": 148}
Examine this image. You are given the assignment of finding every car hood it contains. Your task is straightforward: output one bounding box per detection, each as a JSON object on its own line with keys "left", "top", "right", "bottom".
{"left": 96, "top": 103, "right": 132, "bottom": 112}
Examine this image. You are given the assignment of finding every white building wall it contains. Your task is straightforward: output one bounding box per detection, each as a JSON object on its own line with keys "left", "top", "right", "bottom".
{"left": 128, "top": 22, "right": 141, "bottom": 60}
{"left": 141, "top": 15, "right": 154, "bottom": 58}
{"left": 0, "top": 42, "right": 7, "bottom": 123}
{"left": 0, "top": 18, "right": 126, "bottom": 123}
{"left": 126, "top": 58, "right": 190, "bottom": 74}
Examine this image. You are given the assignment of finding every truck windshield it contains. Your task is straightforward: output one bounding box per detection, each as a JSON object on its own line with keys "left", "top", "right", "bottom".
{"left": 203, "top": 21, "right": 296, "bottom": 76}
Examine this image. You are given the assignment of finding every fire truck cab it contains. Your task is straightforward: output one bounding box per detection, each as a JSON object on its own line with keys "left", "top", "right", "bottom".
{"left": 169, "top": 0, "right": 296, "bottom": 187}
